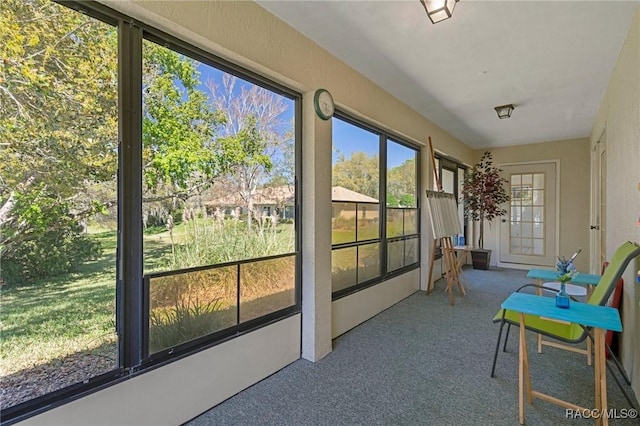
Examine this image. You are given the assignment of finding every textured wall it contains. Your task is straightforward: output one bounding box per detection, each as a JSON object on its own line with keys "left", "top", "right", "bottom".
{"left": 590, "top": 6, "right": 640, "bottom": 399}
{"left": 476, "top": 137, "right": 591, "bottom": 273}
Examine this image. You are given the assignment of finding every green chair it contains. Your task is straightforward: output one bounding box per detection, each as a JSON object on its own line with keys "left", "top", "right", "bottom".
{"left": 490, "top": 241, "right": 640, "bottom": 407}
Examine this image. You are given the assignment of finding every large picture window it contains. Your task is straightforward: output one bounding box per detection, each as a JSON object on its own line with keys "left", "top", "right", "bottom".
{"left": 331, "top": 118, "right": 381, "bottom": 294}
{"left": 386, "top": 139, "right": 419, "bottom": 273}
{"left": 1, "top": 0, "right": 119, "bottom": 412}
{"left": 140, "top": 38, "right": 297, "bottom": 358}
{"left": 331, "top": 116, "right": 420, "bottom": 298}
{"left": 0, "top": 0, "right": 300, "bottom": 421}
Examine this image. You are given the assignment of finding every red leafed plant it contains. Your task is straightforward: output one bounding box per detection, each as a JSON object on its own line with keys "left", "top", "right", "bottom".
{"left": 461, "top": 151, "right": 510, "bottom": 249}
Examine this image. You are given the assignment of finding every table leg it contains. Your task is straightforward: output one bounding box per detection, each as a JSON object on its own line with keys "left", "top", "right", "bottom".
{"left": 518, "top": 313, "right": 532, "bottom": 424}
{"left": 535, "top": 281, "right": 543, "bottom": 353}
{"left": 595, "top": 328, "right": 608, "bottom": 426}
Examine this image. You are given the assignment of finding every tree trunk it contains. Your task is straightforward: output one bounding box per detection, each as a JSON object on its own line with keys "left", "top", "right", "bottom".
{"left": 478, "top": 211, "right": 484, "bottom": 249}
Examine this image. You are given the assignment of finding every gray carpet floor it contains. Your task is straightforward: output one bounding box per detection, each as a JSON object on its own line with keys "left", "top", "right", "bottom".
{"left": 187, "top": 267, "right": 639, "bottom": 425}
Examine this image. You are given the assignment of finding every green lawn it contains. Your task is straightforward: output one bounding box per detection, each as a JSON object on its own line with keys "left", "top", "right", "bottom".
{"left": 0, "top": 219, "right": 296, "bottom": 377}
{"left": 0, "top": 230, "right": 118, "bottom": 375}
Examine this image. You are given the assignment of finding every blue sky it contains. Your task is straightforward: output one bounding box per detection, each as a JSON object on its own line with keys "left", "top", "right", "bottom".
{"left": 195, "top": 62, "right": 414, "bottom": 169}
{"left": 332, "top": 117, "right": 416, "bottom": 169}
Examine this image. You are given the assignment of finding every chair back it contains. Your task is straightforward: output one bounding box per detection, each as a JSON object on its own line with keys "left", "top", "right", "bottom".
{"left": 588, "top": 241, "right": 640, "bottom": 306}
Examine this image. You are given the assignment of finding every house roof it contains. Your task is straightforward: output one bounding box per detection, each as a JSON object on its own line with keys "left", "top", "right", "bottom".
{"left": 331, "top": 186, "right": 378, "bottom": 203}
{"left": 207, "top": 185, "right": 378, "bottom": 206}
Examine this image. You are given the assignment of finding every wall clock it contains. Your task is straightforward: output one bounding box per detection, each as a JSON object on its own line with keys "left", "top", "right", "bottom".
{"left": 313, "top": 88, "right": 334, "bottom": 120}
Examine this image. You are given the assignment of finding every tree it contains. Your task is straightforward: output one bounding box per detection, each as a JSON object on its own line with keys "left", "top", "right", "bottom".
{"left": 1, "top": 0, "right": 118, "bottom": 283}
{"left": 332, "top": 152, "right": 379, "bottom": 199}
{"left": 0, "top": 0, "right": 228, "bottom": 283}
{"left": 461, "top": 151, "right": 509, "bottom": 249}
{"left": 387, "top": 158, "right": 416, "bottom": 207}
{"left": 140, "top": 41, "right": 227, "bottom": 227}
{"left": 207, "top": 75, "right": 290, "bottom": 229}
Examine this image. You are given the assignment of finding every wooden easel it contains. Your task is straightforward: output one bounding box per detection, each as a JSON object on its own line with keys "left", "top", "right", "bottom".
{"left": 425, "top": 137, "right": 466, "bottom": 305}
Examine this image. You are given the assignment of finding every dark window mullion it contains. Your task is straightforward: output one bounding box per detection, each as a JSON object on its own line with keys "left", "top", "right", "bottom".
{"left": 237, "top": 264, "right": 241, "bottom": 325}
{"left": 380, "top": 134, "right": 385, "bottom": 276}
{"left": 355, "top": 202, "right": 359, "bottom": 241}
{"left": 118, "top": 22, "right": 144, "bottom": 369}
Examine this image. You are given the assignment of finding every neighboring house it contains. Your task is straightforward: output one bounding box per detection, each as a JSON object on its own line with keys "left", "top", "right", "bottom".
{"left": 331, "top": 186, "right": 379, "bottom": 221}
{"left": 205, "top": 185, "right": 296, "bottom": 219}
{"left": 206, "top": 185, "right": 379, "bottom": 221}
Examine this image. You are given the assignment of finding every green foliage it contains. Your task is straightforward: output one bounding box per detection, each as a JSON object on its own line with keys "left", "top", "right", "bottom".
{"left": 461, "top": 151, "right": 510, "bottom": 248}
{"left": 1, "top": 0, "right": 119, "bottom": 198}
{"left": 1, "top": 188, "right": 101, "bottom": 286}
{"left": 332, "top": 152, "right": 379, "bottom": 199}
{"left": 387, "top": 158, "right": 416, "bottom": 207}
{"left": 142, "top": 41, "right": 225, "bottom": 192}
{"left": 1, "top": 0, "right": 117, "bottom": 283}
{"left": 149, "top": 298, "right": 227, "bottom": 353}
{"left": 386, "top": 193, "right": 399, "bottom": 207}
{"left": 399, "top": 194, "right": 416, "bottom": 207}
{"left": 218, "top": 115, "right": 272, "bottom": 173}
{"left": 168, "top": 219, "right": 294, "bottom": 270}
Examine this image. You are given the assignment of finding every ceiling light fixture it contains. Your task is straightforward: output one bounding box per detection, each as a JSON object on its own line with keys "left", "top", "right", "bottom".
{"left": 420, "top": 0, "right": 460, "bottom": 24}
{"left": 494, "top": 104, "right": 515, "bottom": 119}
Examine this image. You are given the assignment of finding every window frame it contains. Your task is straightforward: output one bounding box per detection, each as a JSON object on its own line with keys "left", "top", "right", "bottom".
{"left": 1, "top": 1, "right": 302, "bottom": 423}
{"left": 331, "top": 112, "right": 421, "bottom": 300}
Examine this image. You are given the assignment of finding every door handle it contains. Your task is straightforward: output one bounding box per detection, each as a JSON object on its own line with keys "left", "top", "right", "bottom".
{"left": 590, "top": 225, "right": 599, "bottom": 230}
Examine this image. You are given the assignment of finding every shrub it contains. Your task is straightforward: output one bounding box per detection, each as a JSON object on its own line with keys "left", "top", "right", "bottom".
{"left": 1, "top": 194, "right": 102, "bottom": 286}
{"left": 148, "top": 298, "right": 232, "bottom": 353}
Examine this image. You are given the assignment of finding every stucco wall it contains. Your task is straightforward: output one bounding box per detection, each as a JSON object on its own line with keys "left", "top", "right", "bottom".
{"left": 471, "top": 138, "right": 591, "bottom": 273}
{"left": 20, "top": 1, "right": 473, "bottom": 424}
{"left": 104, "top": 0, "right": 473, "bottom": 164}
{"left": 590, "top": 6, "right": 640, "bottom": 399}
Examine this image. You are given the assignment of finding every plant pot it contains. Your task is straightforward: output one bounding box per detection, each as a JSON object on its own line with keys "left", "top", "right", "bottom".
{"left": 471, "top": 249, "right": 491, "bottom": 270}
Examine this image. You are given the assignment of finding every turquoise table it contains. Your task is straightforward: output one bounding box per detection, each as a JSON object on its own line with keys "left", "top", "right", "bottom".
{"left": 501, "top": 292, "right": 622, "bottom": 426}
{"left": 527, "top": 269, "right": 602, "bottom": 359}
{"left": 526, "top": 269, "right": 601, "bottom": 287}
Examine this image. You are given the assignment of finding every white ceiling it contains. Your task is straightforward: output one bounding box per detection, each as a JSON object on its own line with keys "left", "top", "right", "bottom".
{"left": 257, "top": 0, "right": 638, "bottom": 149}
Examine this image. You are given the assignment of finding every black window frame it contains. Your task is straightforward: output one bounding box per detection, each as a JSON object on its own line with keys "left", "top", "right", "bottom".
{"left": 2, "top": 1, "right": 302, "bottom": 423}
{"left": 331, "top": 112, "right": 421, "bottom": 300}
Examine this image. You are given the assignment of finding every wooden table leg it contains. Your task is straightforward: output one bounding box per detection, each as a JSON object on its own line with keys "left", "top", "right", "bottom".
{"left": 535, "top": 281, "right": 543, "bottom": 353}
{"left": 595, "top": 328, "right": 608, "bottom": 426}
{"left": 519, "top": 313, "right": 532, "bottom": 424}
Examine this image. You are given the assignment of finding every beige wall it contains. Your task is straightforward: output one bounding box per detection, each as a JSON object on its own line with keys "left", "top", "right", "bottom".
{"left": 590, "top": 6, "right": 640, "bottom": 399}
{"left": 21, "top": 0, "right": 638, "bottom": 423}
{"left": 20, "top": 315, "right": 301, "bottom": 426}
{"left": 473, "top": 138, "right": 591, "bottom": 272}
{"left": 22, "top": 1, "right": 473, "bottom": 424}
{"left": 105, "top": 1, "right": 473, "bottom": 164}
{"left": 333, "top": 269, "right": 420, "bottom": 338}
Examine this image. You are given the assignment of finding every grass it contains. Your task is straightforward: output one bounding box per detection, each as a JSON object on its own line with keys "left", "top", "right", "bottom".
{"left": 0, "top": 230, "right": 118, "bottom": 376}
{"left": 0, "top": 220, "right": 296, "bottom": 379}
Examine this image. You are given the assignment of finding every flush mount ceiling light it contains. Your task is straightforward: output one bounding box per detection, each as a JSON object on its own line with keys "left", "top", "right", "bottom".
{"left": 420, "top": 0, "right": 460, "bottom": 24}
{"left": 494, "top": 104, "right": 515, "bottom": 119}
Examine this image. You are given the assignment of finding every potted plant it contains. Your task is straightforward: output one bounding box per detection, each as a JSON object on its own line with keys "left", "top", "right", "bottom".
{"left": 461, "top": 151, "right": 509, "bottom": 269}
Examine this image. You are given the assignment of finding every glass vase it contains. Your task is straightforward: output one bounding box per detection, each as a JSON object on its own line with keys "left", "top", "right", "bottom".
{"left": 555, "top": 282, "right": 570, "bottom": 309}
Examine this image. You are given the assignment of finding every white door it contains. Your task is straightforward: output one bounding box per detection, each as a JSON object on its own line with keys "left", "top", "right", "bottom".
{"left": 499, "top": 163, "right": 557, "bottom": 266}
{"left": 589, "top": 137, "right": 606, "bottom": 273}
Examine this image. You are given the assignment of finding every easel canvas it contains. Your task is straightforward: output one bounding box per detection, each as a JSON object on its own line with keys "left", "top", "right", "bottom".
{"left": 425, "top": 191, "right": 466, "bottom": 304}
{"left": 426, "top": 137, "right": 467, "bottom": 305}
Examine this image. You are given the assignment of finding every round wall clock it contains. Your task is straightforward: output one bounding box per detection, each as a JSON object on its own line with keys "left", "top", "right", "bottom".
{"left": 313, "top": 88, "right": 335, "bottom": 120}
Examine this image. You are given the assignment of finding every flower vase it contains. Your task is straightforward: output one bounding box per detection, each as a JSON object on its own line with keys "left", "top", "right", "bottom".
{"left": 556, "top": 282, "right": 570, "bottom": 309}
